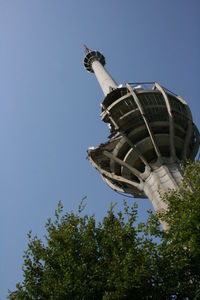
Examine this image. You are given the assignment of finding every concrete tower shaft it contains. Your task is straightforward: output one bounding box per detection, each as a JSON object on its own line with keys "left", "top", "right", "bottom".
{"left": 84, "top": 47, "right": 200, "bottom": 230}
{"left": 83, "top": 45, "right": 118, "bottom": 96}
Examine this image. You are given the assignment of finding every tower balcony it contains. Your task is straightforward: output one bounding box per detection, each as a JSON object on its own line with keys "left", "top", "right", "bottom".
{"left": 88, "top": 82, "right": 200, "bottom": 198}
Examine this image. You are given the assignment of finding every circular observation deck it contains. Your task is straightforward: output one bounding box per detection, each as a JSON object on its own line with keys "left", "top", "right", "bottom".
{"left": 88, "top": 82, "right": 200, "bottom": 198}
{"left": 84, "top": 50, "right": 105, "bottom": 73}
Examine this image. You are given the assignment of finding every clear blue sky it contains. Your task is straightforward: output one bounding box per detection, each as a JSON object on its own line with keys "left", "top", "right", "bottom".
{"left": 0, "top": 0, "right": 199, "bottom": 298}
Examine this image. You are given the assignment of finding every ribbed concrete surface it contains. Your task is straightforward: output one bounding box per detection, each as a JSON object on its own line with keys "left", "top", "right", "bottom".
{"left": 143, "top": 162, "right": 183, "bottom": 230}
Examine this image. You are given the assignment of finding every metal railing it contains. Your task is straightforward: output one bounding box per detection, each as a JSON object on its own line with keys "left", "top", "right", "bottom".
{"left": 127, "top": 82, "right": 178, "bottom": 97}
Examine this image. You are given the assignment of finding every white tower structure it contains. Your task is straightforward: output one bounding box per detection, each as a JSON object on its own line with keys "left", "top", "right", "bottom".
{"left": 84, "top": 46, "right": 200, "bottom": 230}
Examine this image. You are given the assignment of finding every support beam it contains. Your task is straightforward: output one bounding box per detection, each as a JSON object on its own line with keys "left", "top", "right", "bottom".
{"left": 176, "top": 96, "right": 193, "bottom": 160}
{"left": 101, "top": 102, "right": 152, "bottom": 172}
{"left": 126, "top": 83, "right": 162, "bottom": 161}
{"left": 153, "top": 82, "right": 176, "bottom": 161}
{"left": 88, "top": 154, "right": 142, "bottom": 190}
{"left": 103, "top": 150, "right": 142, "bottom": 180}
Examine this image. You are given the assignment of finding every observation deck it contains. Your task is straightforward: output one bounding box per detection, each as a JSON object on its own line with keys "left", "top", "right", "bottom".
{"left": 88, "top": 82, "right": 200, "bottom": 198}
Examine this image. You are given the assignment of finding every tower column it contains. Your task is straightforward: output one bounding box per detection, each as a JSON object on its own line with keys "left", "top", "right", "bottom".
{"left": 91, "top": 60, "right": 118, "bottom": 96}
{"left": 83, "top": 45, "right": 118, "bottom": 96}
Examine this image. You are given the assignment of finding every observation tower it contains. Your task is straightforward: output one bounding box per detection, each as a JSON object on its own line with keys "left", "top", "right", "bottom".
{"left": 84, "top": 45, "right": 200, "bottom": 230}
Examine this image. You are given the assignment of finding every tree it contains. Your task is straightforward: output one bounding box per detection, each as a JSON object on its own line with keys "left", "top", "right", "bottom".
{"left": 9, "top": 161, "right": 200, "bottom": 299}
{"left": 156, "top": 160, "right": 200, "bottom": 298}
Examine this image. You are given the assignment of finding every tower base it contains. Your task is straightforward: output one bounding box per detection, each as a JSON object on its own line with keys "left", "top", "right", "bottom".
{"left": 143, "top": 160, "right": 183, "bottom": 230}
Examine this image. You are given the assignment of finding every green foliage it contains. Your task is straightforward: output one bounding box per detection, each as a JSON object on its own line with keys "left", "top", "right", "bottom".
{"left": 157, "top": 161, "right": 200, "bottom": 298}
{"left": 9, "top": 162, "right": 200, "bottom": 299}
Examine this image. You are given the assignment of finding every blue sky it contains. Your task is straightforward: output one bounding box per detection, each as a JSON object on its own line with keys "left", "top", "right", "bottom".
{"left": 0, "top": 0, "right": 199, "bottom": 298}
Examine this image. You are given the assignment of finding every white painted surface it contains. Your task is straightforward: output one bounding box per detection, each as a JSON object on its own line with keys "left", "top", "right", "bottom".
{"left": 92, "top": 60, "right": 118, "bottom": 96}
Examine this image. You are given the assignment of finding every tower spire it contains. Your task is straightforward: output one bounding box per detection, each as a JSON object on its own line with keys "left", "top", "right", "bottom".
{"left": 83, "top": 44, "right": 90, "bottom": 55}
{"left": 83, "top": 45, "right": 118, "bottom": 96}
